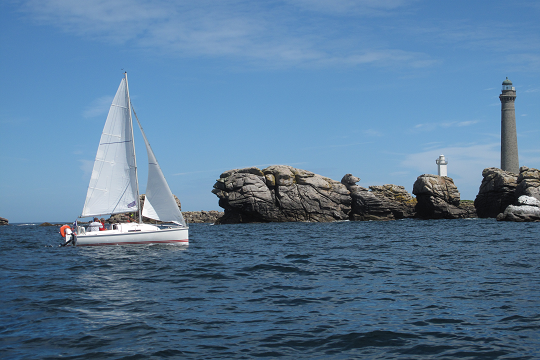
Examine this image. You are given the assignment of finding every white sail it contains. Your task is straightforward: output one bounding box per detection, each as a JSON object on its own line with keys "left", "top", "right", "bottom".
{"left": 136, "top": 117, "right": 186, "bottom": 226}
{"left": 81, "top": 78, "right": 138, "bottom": 217}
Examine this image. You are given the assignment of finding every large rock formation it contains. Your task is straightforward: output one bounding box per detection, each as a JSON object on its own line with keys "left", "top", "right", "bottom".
{"left": 413, "top": 174, "right": 469, "bottom": 219}
{"left": 474, "top": 168, "right": 519, "bottom": 218}
{"left": 0, "top": 217, "right": 8, "bottom": 226}
{"left": 212, "top": 165, "right": 351, "bottom": 223}
{"left": 497, "top": 195, "right": 540, "bottom": 222}
{"left": 341, "top": 174, "right": 416, "bottom": 220}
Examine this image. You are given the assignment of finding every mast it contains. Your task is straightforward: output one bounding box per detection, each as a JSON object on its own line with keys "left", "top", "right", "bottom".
{"left": 124, "top": 72, "right": 143, "bottom": 223}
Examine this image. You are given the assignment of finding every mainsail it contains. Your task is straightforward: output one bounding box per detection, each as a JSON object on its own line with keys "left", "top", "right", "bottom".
{"left": 135, "top": 114, "right": 186, "bottom": 226}
{"left": 81, "top": 78, "right": 138, "bottom": 217}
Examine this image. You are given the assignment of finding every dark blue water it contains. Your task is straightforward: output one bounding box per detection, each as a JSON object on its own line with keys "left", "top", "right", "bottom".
{"left": 1, "top": 219, "right": 539, "bottom": 359}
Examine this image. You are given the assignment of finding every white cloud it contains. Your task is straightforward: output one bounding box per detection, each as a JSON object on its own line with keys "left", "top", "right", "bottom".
{"left": 412, "top": 120, "right": 480, "bottom": 132}
{"left": 288, "top": 0, "right": 417, "bottom": 13}
{"left": 78, "top": 159, "right": 94, "bottom": 178}
{"left": 20, "top": 0, "right": 434, "bottom": 69}
{"left": 83, "top": 96, "right": 113, "bottom": 118}
{"left": 302, "top": 141, "right": 373, "bottom": 150}
{"left": 363, "top": 129, "right": 383, "bottom": 137}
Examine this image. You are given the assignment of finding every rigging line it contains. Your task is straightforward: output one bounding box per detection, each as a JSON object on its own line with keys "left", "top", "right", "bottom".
{"left": 131, "top": 103, "right": 158, "bottom": 164}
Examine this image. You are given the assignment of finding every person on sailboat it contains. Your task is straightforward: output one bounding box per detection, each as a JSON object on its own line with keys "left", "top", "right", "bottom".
{"left": 99, "top": 218, "right": 107, "bottom": 231}
{"left": 60, "top": 224, "right": 75, "bottom": 246}
{"left": 88, "top": 217, "right": 103, "bottom": 232}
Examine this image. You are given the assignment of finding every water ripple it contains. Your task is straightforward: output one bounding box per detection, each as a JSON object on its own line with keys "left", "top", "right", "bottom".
{"left": 1, "top": 219, "right": 539, "bottom": 359}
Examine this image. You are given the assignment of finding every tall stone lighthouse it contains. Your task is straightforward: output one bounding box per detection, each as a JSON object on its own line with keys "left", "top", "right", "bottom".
{"left": 500, "top": 77, "right": 519, "bottom": 173}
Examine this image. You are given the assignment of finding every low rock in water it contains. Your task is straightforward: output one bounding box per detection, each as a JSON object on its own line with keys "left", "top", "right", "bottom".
{"left": 497, "top": 195, "right": 540, "bottom": 222}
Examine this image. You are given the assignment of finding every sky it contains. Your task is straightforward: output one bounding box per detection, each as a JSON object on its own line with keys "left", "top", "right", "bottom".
{"left": 1, "top": 0, "right": 539, "bottom": 223}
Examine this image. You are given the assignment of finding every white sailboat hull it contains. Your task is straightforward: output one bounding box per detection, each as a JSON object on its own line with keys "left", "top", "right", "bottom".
{"left": 73, "top": 223, "right": 188, "bottom": 246}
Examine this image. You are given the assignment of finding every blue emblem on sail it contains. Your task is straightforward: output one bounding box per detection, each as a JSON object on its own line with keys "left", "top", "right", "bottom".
{"left": 128, "top": 201, "right": 136, "bottom": 208}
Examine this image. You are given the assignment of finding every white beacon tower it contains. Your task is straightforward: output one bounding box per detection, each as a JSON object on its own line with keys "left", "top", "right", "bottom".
{"left": 436, "top": 154, "right": 448, "bottom": 176}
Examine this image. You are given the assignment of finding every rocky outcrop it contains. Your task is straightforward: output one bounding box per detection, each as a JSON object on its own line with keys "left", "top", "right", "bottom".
{"left": 497, "top": 195, "right": 540, "bottom": 222}
{"left": 515, "top": 166, "right": 540, "bottom": 201}
{"left": 479, "top": 166, "right": 540, "bottom": 221}
{"left": 212, "top": 165, "right": 351, "bottom": 224}
{"left": 413, "top": 174, "right": 469, "bottom": 219}
{"left": 459, "top": 201, "right": 477, "bottom": 218}
{"left": 474, "top": 168, "right": 519, "bottom": 218}
{"left": 183, "top": 211, "right": 224, "bottom": 223}
{"left": 0, "top": 217, "right": 8, "bottom": 225}
{"left": 341, "top": 174, "right": 416, "bottom": 220}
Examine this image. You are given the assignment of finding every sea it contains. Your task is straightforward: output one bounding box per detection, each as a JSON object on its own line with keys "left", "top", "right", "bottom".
{"left": 1, "top": 219, "right": 539, "bottom": 360}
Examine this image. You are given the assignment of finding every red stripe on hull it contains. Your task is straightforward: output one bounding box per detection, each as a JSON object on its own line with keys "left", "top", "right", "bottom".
{"left": 76, "top": 239, "right": 189, "bottom": 246}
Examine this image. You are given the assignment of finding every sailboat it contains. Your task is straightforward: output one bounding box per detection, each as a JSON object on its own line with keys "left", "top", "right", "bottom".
{"left": 73, "top": 73, "right": 188, "bottom": 246}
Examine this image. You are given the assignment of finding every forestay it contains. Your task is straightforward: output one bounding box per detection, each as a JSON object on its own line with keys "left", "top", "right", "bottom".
{"left": 81, "top": 78, "right": 138, "bottom": 217}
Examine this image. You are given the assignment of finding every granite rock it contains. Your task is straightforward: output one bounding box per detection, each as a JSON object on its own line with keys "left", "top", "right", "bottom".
{"left": 213, "top": 165, "right": 351, "bottom": 224}
{"left": 497, "top": 195, "right": 540, "bottom": 222}
{"left": 413, "top": 174, "right": 468, "bottom": 219}
{"left": 0, "top": 217, "right": 8, "bottom": 226}
{"left": 183, "top": 211, "right": 224, "bottom": 223}
{"left": 341, "top": 174, "right": 416, "bottom": 220}
{"left": 474, "top": 167, "right": 518, "bottom": 218}
{"left": 459, "top": 201, "right": 477, "bottom": 218}
{"left": 515, "top": 166, "right": 540, "bottom": 201}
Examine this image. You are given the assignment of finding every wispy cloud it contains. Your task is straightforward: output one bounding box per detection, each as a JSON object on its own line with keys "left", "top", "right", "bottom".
{"left": 20, "top": 0, "right": 434, "bottom": 69}
{"left": 173, "top": 162, "right": 309, "bottom": 176}
{"left": 412, "top": 120, "right": 480, "bottom": 132}
{"left": 401, "top": 143, "right": 500, "bottom": 199}
{"left": 83, "top": 96, "right": 113, "bottom": 118}
{"left": 363, "top": 129, "right": 383, "bottom": 137}
{"left": 302, "top": 141, "right": 373, "bottom": 150}
{"left": 287, "top": 0, "right": 420, "bottom": 15}
{"left": 78, "top": 159, "right": 94, "bottom": 178}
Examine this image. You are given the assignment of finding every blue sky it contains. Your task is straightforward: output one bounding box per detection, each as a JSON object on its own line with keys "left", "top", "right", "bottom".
{"left": 1, "top": 0, "right": 539, "bottom": 223}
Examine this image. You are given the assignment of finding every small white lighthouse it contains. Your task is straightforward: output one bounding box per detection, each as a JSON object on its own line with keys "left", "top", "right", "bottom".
{"left": 436, "top": 154, "right": 448, "bottom": 176}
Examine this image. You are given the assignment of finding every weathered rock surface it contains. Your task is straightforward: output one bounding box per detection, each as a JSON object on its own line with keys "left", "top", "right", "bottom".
{"left": 212, "top": 165, "right": 351, "bottom": 224}
{"left": 514, "top": 166, "right": 540, "bottom": 201}
{"left": 459, "top": 201, "right": 477, "bottom": 218}
{"left": 0, "top": 217, "right": 8, "bottom": 225}
{"left": 183, "top": 211, "right": 224, "bottom": 223}
{"left": 413, "top": 174, "right": 469, "bottom": 219}
{"left": 474, "top": 168, "right": 519, "bottom": 218}
{"left": 497, "top": 195, "right": 540, "bottom": 222}
{"left": 341, "top": 174, "right": 416, "bottom": 220}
